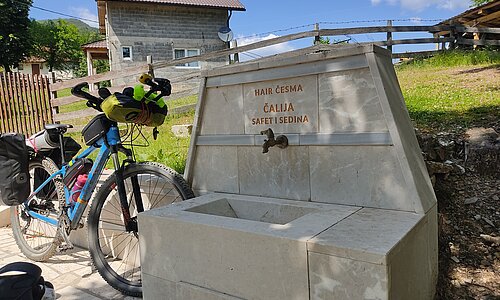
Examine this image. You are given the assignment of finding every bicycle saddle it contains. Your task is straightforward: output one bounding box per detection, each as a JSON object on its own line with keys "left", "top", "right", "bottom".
{"left": 45, "top": 124, "right": 73, "bottom": 133}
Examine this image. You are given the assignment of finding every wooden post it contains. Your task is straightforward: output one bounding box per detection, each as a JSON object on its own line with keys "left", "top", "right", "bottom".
{"left": 434, "top": 33, "right": 440, "bottom": 50}
{"left": 48, "top": 72, "right": 59, "bottom": 123}
{"left": 314, "top": 23, "right": 321, "bottom": 45}
{"left": 0, "top": 73, "right": 11, "bottom": 132}
{"left": 147, "top": 55, "right": 155, "bottom": 77}
{"left": 231, "top": 40, "right": 239, "bottom": 63}
{"left": 387, "top": 20, "right": 393, "bottom": 53}
{"left": 449, "top": 20, "right": 456, "bottom": 49}
{"left": 473, "top": 32, "right": 480, "bottom": 50}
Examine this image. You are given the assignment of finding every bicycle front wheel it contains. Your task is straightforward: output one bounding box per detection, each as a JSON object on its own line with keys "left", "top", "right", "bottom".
{"left": 87, "top": 162, "right": 194, "bottom": 297}
{"left": 10, "top": 157, "right": 64, "bottom": 261}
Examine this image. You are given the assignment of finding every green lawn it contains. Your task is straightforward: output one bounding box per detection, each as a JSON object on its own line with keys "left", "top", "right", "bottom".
{"left": 396, "top": 50, "right": 499, "bottom": 132}
{"left": 396, "top": 54, "right": 500, "bottom": 132}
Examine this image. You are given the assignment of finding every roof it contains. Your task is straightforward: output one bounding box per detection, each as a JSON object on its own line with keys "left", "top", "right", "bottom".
{"left": 98, "top": 0, "right": 245, "bottom": 11}
{"left": 23, "top": 57, "right": 45, "bottom": 63}
{"left": 438, "top": 0, "right": 500, "bottom": 27}
{"left": 82, "top": 40, "right": 108, "bottom": 50}
{"left": 96, "top": 0, "right": 245, "bottom": 34}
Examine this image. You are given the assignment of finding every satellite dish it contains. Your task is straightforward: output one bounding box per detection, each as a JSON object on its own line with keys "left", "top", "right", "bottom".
{"left": 218, "top": 26, "right": 234, "bottom": 42}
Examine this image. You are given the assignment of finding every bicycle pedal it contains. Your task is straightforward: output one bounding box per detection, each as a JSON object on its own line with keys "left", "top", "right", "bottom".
{"left": 57, "top": 244, "right": 74, "bottom": 252}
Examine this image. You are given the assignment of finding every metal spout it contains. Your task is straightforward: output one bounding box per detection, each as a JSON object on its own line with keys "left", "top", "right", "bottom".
{"left": 260, "top": 128, "right": 288, "bottom": 153}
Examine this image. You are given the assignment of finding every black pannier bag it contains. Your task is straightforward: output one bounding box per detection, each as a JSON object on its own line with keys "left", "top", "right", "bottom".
{"left": 0, "top": 133, "right": 30, "bottom": 206}
{"left": 0, "top": 262, "right": 51, "bottom": 300}
{"left": 31, "top": 136, "right": 82, "bottom": 200}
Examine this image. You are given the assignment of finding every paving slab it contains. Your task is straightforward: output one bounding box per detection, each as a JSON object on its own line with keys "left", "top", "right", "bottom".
{"left": 0, "top": 227, "right": 140, "bottom": 300}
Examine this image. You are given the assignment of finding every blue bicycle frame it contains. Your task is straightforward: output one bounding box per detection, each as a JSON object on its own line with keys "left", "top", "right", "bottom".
{"left": 24, "top": 125, "right": 123, "bottom": 229}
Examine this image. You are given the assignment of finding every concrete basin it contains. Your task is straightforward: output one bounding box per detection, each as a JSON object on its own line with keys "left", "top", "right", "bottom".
{"left": 139, "top": 193, "right": 360, "bottom": 300}
{"left": 185, "top": 197, "right": 319, "bottom": 225}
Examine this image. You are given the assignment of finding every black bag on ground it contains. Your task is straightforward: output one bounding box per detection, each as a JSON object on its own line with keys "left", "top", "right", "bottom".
{"left": 0, "top": 262, "right": 49, "bottom": 300}
{"left": 0, "top": 133, "right": 30, "bottom": 206}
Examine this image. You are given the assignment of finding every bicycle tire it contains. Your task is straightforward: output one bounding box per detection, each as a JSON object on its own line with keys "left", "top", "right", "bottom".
{"left": 87, "top": 162, "right": 194, "bottom": 297}
{"left": 10, "top": 158, "right": 64, "bottom": 261}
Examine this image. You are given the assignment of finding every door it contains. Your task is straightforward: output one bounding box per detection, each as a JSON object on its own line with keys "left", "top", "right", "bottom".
{"left": 32, "top": 64, "right": 40, "bottom": 75}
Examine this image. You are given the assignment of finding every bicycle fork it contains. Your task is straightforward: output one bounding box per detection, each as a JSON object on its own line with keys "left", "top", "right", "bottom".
{"left": 110, "top": 146, "right": 143, "bottom": 233}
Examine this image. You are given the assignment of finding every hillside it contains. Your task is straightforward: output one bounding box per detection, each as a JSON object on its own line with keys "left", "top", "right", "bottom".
{"left": 397, "top": 51, "right": 499, "bottom": 300}
{"left": 37, "top": 18, "right": 98, "bottom": 33}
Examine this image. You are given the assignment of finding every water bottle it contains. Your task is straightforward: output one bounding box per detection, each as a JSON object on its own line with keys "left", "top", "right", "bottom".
{"left": 70, "top": 174, "right": 88, "bottom": 206}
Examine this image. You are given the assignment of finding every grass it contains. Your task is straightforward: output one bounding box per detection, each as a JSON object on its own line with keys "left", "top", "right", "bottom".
{"left": 397, "top": 50, "right": 500, "bottom": 69}
{"left": 396, "top": 50, "right": 500, "bottom": 132}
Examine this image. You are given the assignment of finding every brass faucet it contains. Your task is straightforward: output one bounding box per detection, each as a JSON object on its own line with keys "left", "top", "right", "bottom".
{"left": 260, "top": 128, "right": 288, "bottom": 153}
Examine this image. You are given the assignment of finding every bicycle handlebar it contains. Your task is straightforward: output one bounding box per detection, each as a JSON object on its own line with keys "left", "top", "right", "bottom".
{"left": 71, "top": 82, "right": 103, "bottom": 112}
{"left": 70, "top": 75, "right": 171, "bottom": 112}
{"left": 139, "top": 74, "right": 171, "bottom": 101}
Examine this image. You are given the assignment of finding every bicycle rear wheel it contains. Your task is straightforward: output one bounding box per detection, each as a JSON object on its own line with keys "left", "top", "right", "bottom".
{"left": 10, "top": 158, "right": 64, "bottom": 261}
{"left": 87, "top": 162, "right": 194, "bottom": 297}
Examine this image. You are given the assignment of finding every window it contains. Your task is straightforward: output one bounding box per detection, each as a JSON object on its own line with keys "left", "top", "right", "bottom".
{"left": 174, "top": 49, "right": 200, "bottom": 68}
{"left": 17, "top": 64, "right": 23, "bottom": 70}
{"left": 122, "top": 46, "right": 132, "bottom": 60}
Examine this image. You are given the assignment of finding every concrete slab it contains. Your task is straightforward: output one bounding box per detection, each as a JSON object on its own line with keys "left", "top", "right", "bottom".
{"left": 308, "top": 208, "right": 423, "bottom": 265}
{"left": 57, "top": 286, "right": 103, "bottom": 300}
{"left": 309, "top": 251, "right": 388, "bottom": 300}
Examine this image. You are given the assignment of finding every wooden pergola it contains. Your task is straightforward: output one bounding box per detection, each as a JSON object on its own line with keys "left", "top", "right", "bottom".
{"left": 82, "top": 40, "right": 108, "bottom": 90}
{"left": 436, "top": 1, "right": 500, "bottom": 47}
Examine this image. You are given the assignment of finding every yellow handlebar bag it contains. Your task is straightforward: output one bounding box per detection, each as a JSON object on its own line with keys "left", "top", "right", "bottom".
{"left": 101, "top": 93, "right": 168, "bottom": 127}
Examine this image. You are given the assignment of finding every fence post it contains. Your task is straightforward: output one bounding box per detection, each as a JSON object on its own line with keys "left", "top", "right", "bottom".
{"left": 0, "top": 73, "right": 8, "bottom": 132}
{"left": 314, "top": 23, "right": 321, "bottom": 45}
{"left": 387, "top": 20, "right": 393, "bottom": 53}
{"left": 147, "top": 55, "right": 155, "bottom": 77}
{"left": 231, "top": 40, "right": 239, "bottom": 64}
{"left": 433, "top": 33, "right": 440, "bottom": 50}
{"left": 48, "top": 72, "right": 59, "bottom": 123}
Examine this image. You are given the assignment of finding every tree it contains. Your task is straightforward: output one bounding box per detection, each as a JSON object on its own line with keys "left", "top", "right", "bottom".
{"left": 30, "top": 20, "right": 86, "bottom": 72}
{"left": 471, "top": 0, "right": 494, "bottom": 6}
{"left": 0, "top": 0, "right": 33, "bottom": 72}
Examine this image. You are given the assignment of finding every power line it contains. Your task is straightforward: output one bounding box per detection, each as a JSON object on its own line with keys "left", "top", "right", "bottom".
{"left": 11, "top": 0, "right": 98, "bottom": 24}
{"left": 238, "top": 18, "right": 446, "bottom": 40}
{"left": 32, "top": 6, "right": 99, "bottom": 23}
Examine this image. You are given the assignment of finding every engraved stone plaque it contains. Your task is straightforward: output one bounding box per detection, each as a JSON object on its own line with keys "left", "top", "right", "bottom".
{"left": 243, "top": 75, "right": 318, "bottom": 134}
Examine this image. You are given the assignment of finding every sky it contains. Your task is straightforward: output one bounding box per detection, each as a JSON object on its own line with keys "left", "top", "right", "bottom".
{"left": 28, "top": 0, "right": 474, "bottom": 59}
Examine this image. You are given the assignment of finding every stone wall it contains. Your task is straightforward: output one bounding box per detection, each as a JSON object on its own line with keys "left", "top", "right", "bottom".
{"left": 106, "top": 2, "right": 229, "bottom": 84}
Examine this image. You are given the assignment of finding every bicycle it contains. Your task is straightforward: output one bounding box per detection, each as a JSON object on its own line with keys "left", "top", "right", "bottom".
{"left": 9, "top": 76, "right": 195, "bottom": 297}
